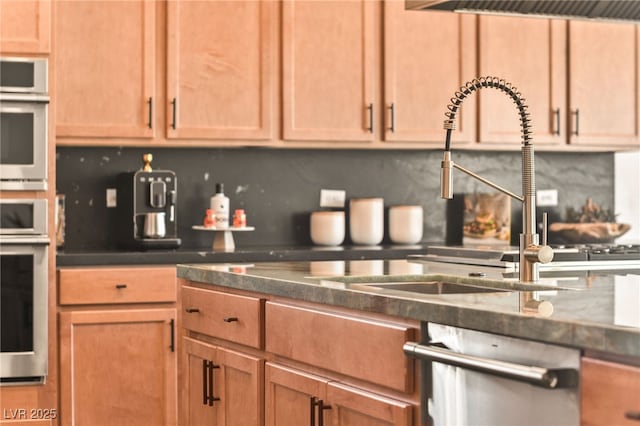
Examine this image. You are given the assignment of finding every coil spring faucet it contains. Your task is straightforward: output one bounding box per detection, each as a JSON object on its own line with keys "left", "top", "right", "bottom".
{"left": 440, "top": 76, "right": 553, "bottom": 283}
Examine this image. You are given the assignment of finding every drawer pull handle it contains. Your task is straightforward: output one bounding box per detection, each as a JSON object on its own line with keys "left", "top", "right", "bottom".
{"left": 626, "top": 411, "right": 640, "bottom": 421}
{"left": 115, "top": 284, "right": 127, "bottom": 289}
{"left": 223, "top": 317, "right": 238, "bottom": 323}
{"left": 185, "top": 308, "right": 200, "bottom": 313}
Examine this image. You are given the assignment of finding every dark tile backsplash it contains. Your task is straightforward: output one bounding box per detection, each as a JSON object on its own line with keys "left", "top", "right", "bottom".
{"left": 56, "top": 147, "right": 614, "bottom": 250}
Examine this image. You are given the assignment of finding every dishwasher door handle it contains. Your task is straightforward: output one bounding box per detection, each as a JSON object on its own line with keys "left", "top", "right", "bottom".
{"left": 403, "top": 342, "right": 578, "bottom": 389}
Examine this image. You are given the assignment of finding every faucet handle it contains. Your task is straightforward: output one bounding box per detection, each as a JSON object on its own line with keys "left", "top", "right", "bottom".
{"left": 525, "top": 244, "right": 554, "bottom": 264}
{"left": 542, "top": 211, "right": 548, "bottom": 246}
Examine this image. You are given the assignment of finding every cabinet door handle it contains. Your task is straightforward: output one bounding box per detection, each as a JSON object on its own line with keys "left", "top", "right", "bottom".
{"left": 553, "top": 108, "right": 560, "bottom": 135}
{"left": 389, "top": 103, "right": 395, "bottom": 133}
{"left": 115, "top": 284, "right": 127, "bottom": 289}
{"left": 147, "top": 97, "right": 153, "bottom": 129}
{"left": 171, "top": 98, "right": 177, "bottom": 129}
{"left": 571, "top": 109, "right": 580, "bottom": 136}
{"left": 223, "top": 316, "right": 238, "bottom": 323}
{"left": 626, "top": 411, "right": 640, "bottom": 421}
{"left": 185, "top": 308, "right": 200, "bottom": 313}
{"left": 318, "top": 399, "right": 331, "bottom": 426}
{"left": 366, "top": 103, "right": 374, "bottom": 133}
{"left": 207, "top": 361, "right": 221, "bottom": 406}
{"left": 310, "top": 396, "right": 317, "bottom": 426}
{"left": 202, "top": 359, "right": 208, "bottom": 405}
{"left": 169, "top": 319, "right": 175, "bottom": 352}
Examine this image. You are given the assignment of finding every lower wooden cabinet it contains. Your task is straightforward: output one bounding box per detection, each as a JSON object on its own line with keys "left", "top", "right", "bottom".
{"left": 265, "top": 363, "right": 413, "bottom": 426}
{"left": 58, "top": 309, "right": 177, "bottom": 426}
{"left": 180, "top": 337, "right": 263, "bottom": 426}
{"left": 581, "top": 357, "right": 640, "bottom": 426}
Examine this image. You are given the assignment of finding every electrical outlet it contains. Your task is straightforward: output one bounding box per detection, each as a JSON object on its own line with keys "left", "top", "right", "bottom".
{"left": 537, "top": 189, "right": 558, "bottom": 207}
{"left": 320, "top": 189, "right": 346, "bottom": 208}
{"left": 106, "top": 188, "right": 117, "bottom": 208}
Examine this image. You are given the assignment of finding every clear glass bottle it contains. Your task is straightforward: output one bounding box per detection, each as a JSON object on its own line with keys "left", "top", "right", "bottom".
{"left": 210, "top": 183, "right": 230, "bottom": 228}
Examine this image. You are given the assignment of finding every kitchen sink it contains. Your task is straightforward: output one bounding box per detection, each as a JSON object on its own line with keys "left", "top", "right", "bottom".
{"left": 326, "top": 274, "right": 575, "bottom": 296}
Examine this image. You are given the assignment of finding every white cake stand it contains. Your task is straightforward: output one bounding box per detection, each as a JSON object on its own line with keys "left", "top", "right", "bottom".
{"left": 192, "top": 225, "right": 255, "bottom": 252}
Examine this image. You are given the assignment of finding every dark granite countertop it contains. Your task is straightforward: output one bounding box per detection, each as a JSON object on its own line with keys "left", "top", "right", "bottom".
{"left": 177, "top": 260, "right": 640, "bottom": 360}
{"left": 56, "top": 244, "right": 432, "bottom": 266}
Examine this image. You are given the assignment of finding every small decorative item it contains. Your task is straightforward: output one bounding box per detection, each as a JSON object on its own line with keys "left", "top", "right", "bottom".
{"left": 462, "top": 193, "right": 511, "bottom": 245}
{"left": 233, "top": 209, "right": 247, "bottom": 228}
{"left": 549, "top": 197, "right": 631, "bottom": 243}
{"left": 203, "top": 209, "right": 216, "bottom": 228}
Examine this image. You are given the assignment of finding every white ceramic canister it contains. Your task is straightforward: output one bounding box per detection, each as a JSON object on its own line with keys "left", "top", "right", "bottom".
{"left": 310, "top": 211, "right": 345, "bottom": 246}
{"left": 389, "top": 205, "right": 423, "bottom": 245}
{"left": 349, "top": 198, "right": 384, "bottom": 245}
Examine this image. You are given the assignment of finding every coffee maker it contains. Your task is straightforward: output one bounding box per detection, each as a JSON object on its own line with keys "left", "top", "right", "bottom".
{"left": 116, "top": 154, "right": 181, "bottom": 249}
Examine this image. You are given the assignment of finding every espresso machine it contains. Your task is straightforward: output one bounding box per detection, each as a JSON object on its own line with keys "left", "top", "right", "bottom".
{"left": 116, "top": 154, "right": 181, "bottom": 249}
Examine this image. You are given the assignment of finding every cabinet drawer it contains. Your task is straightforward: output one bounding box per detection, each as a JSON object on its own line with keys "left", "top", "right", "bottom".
{"left": 58, "top": 266, "right": 176, "bottom": 305}
{"left": 265, "top": 302, "right": 416, "bottom": 392}
{"left": 581, "top": 357, "right": 640, "bottom": 426}
{"left": 182, "top": 286, "right": 263, "bottom": 349}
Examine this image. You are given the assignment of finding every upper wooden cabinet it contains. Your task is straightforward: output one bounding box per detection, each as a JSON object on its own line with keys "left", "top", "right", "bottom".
{"left": 55, "top": 0, "right": 155, "bottom": 140}
{"left": 477, "top": 15, "right": 566, "bottom": 147}
{"left": 383, "top": 6, "right": 477, "bottom": 145}
{"left": 568, "top": 21, "right": 640, "bottom": 148}
{"left": 282, "top": 0, "right": 379, "bottom": 142}
{"left": 166, "top": 0, "right": 275, "bottom": 141}
{"left": 0, "top": 0, "right": 50, "bottom": 54}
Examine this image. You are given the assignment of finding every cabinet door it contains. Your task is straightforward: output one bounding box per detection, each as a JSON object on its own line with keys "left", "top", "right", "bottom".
{"left": 166, "top": 0, "right": 275, "bottom": 141}
{"left": 55, "top": 0, "right": 155, "bottom": 139}
{"left": 181, "top": 337, "right": 217, "bottom": 426}
{"left": 216, "top": 346, "right": 263, "bottom": 426}
{"left": 265, "top": 363, "right": 329, "bottom": 426}
{"left": 383, "top": 4, "right": 476, "bottom": 144}
{"left": 568, "top": 21, "right": 640, "bottom": 148}
{"left": 0, "top": 0, "right": 50, "bottom": 53}
{"left": 59, "top": 309, "right": 177, "bottom": 426}
{"left": 581, "top": 357, "right": 640, "bottom": 426}
{"left": 282, "top": 0, "right": 378, "bottom": 142}
{"left": 328, "top": 381, "right": 413, "bottom": 426}
{"left": 478, "top": 16, "right": 566, "bottom": 147}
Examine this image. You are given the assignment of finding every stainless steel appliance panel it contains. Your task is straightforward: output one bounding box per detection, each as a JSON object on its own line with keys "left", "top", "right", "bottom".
{"left": 0, "top": 199, "right": 47, "bottom": 235}
{"left": 0, "top": 58, "right": 47, "bottom": 94}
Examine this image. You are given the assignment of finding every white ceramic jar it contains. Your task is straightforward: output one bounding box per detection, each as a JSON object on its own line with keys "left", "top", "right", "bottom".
{"left": 310, "top": 211, "right": 345, "bottom": 246}
{"left": 349, "top": 198, "right": 384, "bottom": 246}
{"left": 389, "top": 205, "right": 423, "bottom": 245}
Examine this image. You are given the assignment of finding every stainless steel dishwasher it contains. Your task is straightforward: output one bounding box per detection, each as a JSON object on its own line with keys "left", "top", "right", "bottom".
{"left": 405, "top": 323, "right": 580, "bottom": 426}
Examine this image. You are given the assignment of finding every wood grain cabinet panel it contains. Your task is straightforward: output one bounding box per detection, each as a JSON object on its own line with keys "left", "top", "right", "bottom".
{"left": 568, "top": 21, "right": 640, "bottom": 148}
{"left": 581, "top": 357, "right": 640, "bottom": 426}
{"left": 266, "top": 363, "right": 412, "bottom": 426}
{"left": 182, "top": 285, "right": 263, "bottom": 349}
{"left": 265, "top": 301, "right": 416, "bottom": 393}
{"left": 0, "top": 0, "right": 50, "bottom": 54}
{"left": 58, "top": 266, "right": 176, "bottom": 305}
{"left": 59, "top": 309, "right": 177, "bottom": 426}
{"left": 55, "top": 0, "right": 155, "bottom": 139}
{"left": 478, "top": 15, "right": 566, "bottom": 146}
{"left": 166, "top": 0, "right": 275, "bottom": 141}
{"left": 282, "top": 0, "right": 378, "bottom": 142}
{"left": 383, "top": 5, "right": 476, "bottom": 144}
{"left": 180, "top": 337, "right": 262, "bottom": 426}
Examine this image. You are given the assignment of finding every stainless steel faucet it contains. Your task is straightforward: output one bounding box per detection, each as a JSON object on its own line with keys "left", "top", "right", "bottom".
{"left": 440, "top": 77, "right": 553, "bottom": 283}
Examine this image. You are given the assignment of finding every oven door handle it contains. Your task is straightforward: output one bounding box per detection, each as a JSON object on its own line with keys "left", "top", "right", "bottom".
{"left": 403, "top": 342, "right": 578, "bottom": 389}
{"left": 0, "top": 93, "right": 50, "bottom": 103}
{"left": 0, "top": 236, "right": 50, "bottom": 245}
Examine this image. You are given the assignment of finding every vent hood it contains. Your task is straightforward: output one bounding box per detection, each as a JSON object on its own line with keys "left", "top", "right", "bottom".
{"left": 405, "top": 1, "right": 640, "bottom": 23}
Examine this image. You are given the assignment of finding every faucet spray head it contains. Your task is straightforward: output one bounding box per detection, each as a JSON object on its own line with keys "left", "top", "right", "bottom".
{"left": 440, "top": 151, "right": 453, "bottom": 199}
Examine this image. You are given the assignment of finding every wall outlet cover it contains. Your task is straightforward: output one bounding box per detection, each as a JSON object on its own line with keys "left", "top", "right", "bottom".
{"left": 320, "top": 189, "right": 346, "bottom": 208}
{"left": 106, "top": 188, "right": 117, "bottom": 208}
{"left": 537, "top": 189, "right": 558, "bottom": 207}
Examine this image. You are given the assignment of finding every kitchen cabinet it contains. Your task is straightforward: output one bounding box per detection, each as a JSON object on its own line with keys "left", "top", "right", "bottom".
{"left": 166, "top": 0, "right": 275, "bottom": 141}
{"left": 477, "top": 16, "right": 640, "bottom": 150}
{"left": 383, "top": 5, "right": 477, "bottom": 144}
{"left": 581, "top": 357, "right": 640, "bottom": 426}
{"left": 56, "top": 0, "right": 275, "bottom": 145}
{"left": 57, "top": 266, "right": 177, "bottom": 426}
{"left": 266, "top": 363, "right": 413, "bottom": 426}
{"left": 568, "top": 21, "right": 640, "bottom": 148}
{"left": 181, "top": 337, "right": 262, "bottom": 426}
{"left": 0, "top": 0, "right": 50, "bottom": 54}
{"left": 282, "top": 0, "right": 379, "bottom": 142}
{"left": 477, "top": 15, "right": 566, "bottom": 147}
{"left": 55, "top": 0, "right": 155, "bottom": 140}
{"left": 179, "top": 280, "right": 420, "bottom": 425}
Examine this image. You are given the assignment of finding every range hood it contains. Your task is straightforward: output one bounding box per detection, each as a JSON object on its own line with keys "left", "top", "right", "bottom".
{"left": 406, "top": 1, "right": 640, "bottom": 23}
